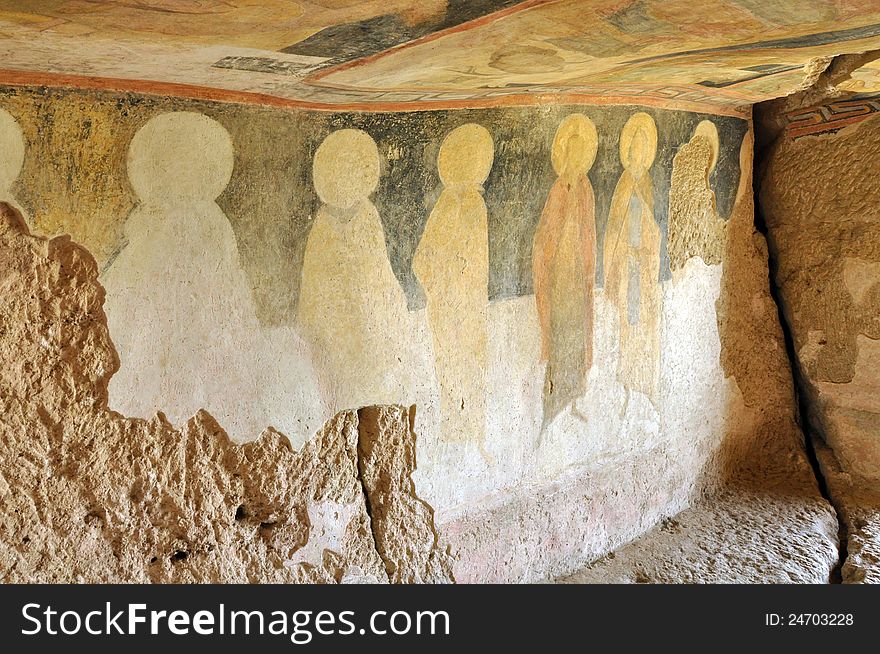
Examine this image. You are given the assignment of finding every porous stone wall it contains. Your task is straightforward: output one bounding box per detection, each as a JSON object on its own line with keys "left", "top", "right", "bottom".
{"left": 759, "top": 109, "right": 880, "bottom": 583}
{"left": 0, "top": 203, "right": 451, "bottom": 582}
{"left": 0, "top": 83, "right": 824, "bottom": 582}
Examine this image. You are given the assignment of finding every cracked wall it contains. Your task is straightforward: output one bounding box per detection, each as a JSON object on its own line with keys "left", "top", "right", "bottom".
{"left": 6, "top": 0, "right": 880, "bottom": 586}
{"left": 0, "top": 82, "right": 819, "bottom": 583}
{"left": 0, "top": 203, "right": 451, "bottom": 582}
{"left": 758, "top": 91, "right": 880, "bottom": 583}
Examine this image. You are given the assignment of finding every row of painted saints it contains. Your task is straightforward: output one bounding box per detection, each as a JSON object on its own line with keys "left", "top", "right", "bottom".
{"left": 0, "top": 106, "right": 722, "bottom": 447}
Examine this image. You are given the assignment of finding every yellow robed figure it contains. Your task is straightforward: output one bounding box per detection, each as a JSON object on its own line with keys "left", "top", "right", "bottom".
{"left": 603, "top": 112, "right": 662, "bottom": 402}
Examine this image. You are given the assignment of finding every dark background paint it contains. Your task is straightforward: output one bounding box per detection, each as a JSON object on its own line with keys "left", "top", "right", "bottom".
{"left": 281, "top": 0, "right": 524, "bottom": 66}
{"left": 1, "top": 86, "right": 747, "bottom": 327}
{"left": 322, "top": 105, "right": 747, "bottom": 304}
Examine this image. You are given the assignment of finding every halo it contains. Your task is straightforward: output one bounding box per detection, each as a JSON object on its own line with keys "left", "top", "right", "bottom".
{"left": 313, "top": 129, "right": 380, "bottom": 209}
{"left": 128, "top": 111, "right": 233, "bottom": 202}
{"left": 438, "top": 123, "right": 494, "bottom": 186}
{"left": 619, "top": 112, "right": 657, "bottom": 171}
{"left": 551, "top": 113, "right": 598, "bottom": 176}
{"left": 693, "top": 120, "right": 720, "bottom": 173}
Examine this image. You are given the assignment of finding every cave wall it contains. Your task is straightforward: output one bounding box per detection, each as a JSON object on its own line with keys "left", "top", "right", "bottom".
{"left": 761, "top": 108, "right": 880, "bottom": 483}
{"left": 758, "top": 103, "right": 880, "bottom": 582}
{"left": 0, "top": 203, "right": 451, "bottom": 582}
{"left": 0, "top": 85, "right": 806, "bottom": 582}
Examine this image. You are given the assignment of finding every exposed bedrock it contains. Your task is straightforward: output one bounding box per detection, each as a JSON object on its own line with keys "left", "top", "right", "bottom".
{"left": 758, "top": 104, "right": 880, "bottom": 584}
{"left": 0, "top": 203, "right": 451, "bottom": 583}
{"left": 0, "top": 86, "right": 841, "bottom": 584}
{"left": 559, "top": 486, "right": 838, "bottom": 584}
{"left": 7, "top": 2, "right": 880, "bottom": 586}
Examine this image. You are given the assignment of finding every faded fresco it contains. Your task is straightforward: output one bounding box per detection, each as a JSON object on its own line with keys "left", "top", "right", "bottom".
{"left": 0, "top": 107, "right": 24, "bottom": 221}
{"left": 603, "top": 112, "right": 662, "bottom": 403}
{"left": 317, "top": 0, "right": 880, "bottom": 102}
{"left": 282, "top": 0, "right": 525, "bottom": 66}
{"left": 299, "top": 128, "right": 412, "bottom": 414}
{"left": 0, "top": 85, "right": 749, "bottom": 508}
{"left": 413, "top": 124, "right": 494, "bottom": 452}
{"left": 3, "top": 1, "right": 880, "bottom": 113}
{"left": 101, "top": 111, "right": 322, "bottom": 437}
{"left": 0, "top": 0, "right": 482, "bottom": 52}
{"left": 533, "top": 114, "right": 598, "bottom": 427}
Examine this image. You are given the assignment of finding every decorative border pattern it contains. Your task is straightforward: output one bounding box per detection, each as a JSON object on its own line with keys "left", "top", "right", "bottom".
{"left": 786, "top": 96, "right": 880, "bottom": 138}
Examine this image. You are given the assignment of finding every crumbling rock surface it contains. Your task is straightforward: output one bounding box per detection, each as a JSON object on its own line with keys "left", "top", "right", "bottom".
{"left": 356, "top": 406, "right": 452, "bottom": 583}
{"left": 814, "top": 440, "right": 880, "bottom": 584}
{"left": 0, "top": 203, "right": 452, "bottom": 583}
{"left": 760, "top": 115, "right": 880, "bottom": 389}
{"left": 668, "top": 136, "right": 725, "bottom": 272}
{"left": 758, "top": 112, "right": 880, "bottom": 584}
{"left": 713, "top": 129, "right": 814, "bottom": 489}
{"left": 557, "top": 484, "right": 839, "bottom": 584}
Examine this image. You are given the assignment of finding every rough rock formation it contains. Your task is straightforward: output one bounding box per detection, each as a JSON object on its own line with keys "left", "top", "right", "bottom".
{"left": 550, "top": 125, "right": 842, "bottom": 585}
{"left": 356, "top": 406, "right": 451, "bottom": 583}
{"left": 815, "top": 440, "right": 880, "bottom": 584}
{"left": 712, "top": 129, "right": 815, "bottom": 491}
{"left": 759, "top": 106, "right": 880, "bottom": 584}
{"left": 559, "top": 486, "right": 838, "bottom": 584}
{"left": 668, "top": 136, "right": 725, "bottom": 271}
{"left": 0, "top": 202, "right": 452, "bottom": 583}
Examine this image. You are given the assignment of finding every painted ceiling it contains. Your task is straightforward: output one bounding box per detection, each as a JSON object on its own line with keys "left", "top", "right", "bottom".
{"left": 2, "top": 0, "right": 880, "bottom": 114}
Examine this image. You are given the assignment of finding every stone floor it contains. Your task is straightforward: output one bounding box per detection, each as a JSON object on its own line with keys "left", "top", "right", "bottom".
{"left": 555, "top": 485, "right": 840, "bottom": 584}
{"left": 814, "top": 440, "right": 880, "bottom": 584}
